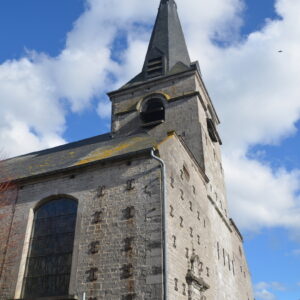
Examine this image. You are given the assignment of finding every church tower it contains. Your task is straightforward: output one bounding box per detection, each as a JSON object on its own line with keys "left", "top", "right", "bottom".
{"left": 110, "top": 0, "right": 220, "bottom": 172}
{"left": 0, "top": 1, "right": 254, "bottom": 300}
{"left": 108, "top": 0, "right": 254, "bottom": 299}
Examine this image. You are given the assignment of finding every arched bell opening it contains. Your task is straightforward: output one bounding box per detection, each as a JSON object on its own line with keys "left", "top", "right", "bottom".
{"left": 140, "top": 96, "right": 166, "bottom": 127}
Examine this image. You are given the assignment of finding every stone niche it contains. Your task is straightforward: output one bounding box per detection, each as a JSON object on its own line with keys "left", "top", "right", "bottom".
{"left": 185, "top": 252, "right": 209, "bottom": 300}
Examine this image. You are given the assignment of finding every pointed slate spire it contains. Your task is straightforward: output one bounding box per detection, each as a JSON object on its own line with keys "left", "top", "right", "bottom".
{"left": 126, "top": 0, "right": 191, "bottom": 85}
{"left": 143, "top": 0, "right": 191, "bottom": 78}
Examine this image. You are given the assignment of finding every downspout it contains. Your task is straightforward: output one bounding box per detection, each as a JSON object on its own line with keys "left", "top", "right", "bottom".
{"left": 151, "top": 149, "right": 168, "bottom": 300}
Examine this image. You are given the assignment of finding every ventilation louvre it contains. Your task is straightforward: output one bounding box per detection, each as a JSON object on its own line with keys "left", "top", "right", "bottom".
{"left": 146, "top": 57, "right": 164, "bottom": 78}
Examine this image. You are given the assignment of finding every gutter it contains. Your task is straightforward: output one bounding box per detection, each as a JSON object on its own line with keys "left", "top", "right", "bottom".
{"left": 150, "top": 149, "right": 168, "bottom": 300}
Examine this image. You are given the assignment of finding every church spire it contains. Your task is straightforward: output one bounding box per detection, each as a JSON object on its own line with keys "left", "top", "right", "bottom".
{"left": 143, "top": 0, "right": 191, "bottom": 78}
{"left": 127, "top": 0, "right": 191, "bottom": 84}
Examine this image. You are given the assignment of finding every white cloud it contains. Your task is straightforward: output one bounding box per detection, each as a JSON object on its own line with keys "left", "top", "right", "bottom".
{"left": 224, "top": 154, "right": 300, "bottom": 229}
{"left": 97, "top": 99, "right": 112, "bottom": 119}
{"left": 270, "top": 282, "right": 286, "bottom": 292}
{"left": 254, "top": 281, "right": 286, "bottom": 300}
{"left": 0, "top": 0, "right": 156, "bottom": 156}
{"left": 255, "top": 289, "right": 276, "bottom": 300}
{"left": 0, "top": 57, "right": 66, "bottom": 156}
{"left": 254, "top": 282, "right": 279, "bottom": 300}
{"left": 180, "top": 0, "right": 300, "bottom": 231}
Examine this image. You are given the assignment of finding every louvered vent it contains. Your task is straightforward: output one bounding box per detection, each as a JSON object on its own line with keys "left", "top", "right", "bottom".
{"left": 146, "top": 57, "right": 164, "bottom": 78}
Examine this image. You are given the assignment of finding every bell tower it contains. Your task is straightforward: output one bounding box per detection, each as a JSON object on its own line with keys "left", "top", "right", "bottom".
{"left": 108, "top": 0, "right": 221, "bottom": 174}
{"left": 108, "top": 2, "right": 254, "bottom": 300}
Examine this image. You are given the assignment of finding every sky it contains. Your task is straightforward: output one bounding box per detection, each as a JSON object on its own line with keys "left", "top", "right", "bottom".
{"left": 0, "top": 0, "right": 299, "bottom": 299}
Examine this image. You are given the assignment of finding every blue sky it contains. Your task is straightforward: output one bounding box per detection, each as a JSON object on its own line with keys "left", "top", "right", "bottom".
{"left": 0, "top": 1, "right": 300, "bottom": 299}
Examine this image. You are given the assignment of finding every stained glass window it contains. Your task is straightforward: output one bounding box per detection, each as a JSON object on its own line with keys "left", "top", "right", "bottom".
{"left": 22, "top": 198, "right": 78, "bottom": 298}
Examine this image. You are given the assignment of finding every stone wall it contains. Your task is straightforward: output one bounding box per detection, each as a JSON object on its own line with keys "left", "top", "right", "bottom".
{"left": 0, "top": 155, "right": 164, "bottom": 300}
{"left": 158, "top": 134, "right": 254, "bottom": 300}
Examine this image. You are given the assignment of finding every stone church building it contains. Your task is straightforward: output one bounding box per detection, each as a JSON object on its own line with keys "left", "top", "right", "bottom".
{"left": 0, "top": 0, "right": 254, "bottom": 299}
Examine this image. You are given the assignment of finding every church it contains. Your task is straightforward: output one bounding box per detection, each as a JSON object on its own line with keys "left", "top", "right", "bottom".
{"left": 0, "top": 0, "right": 254, "bottom": 299}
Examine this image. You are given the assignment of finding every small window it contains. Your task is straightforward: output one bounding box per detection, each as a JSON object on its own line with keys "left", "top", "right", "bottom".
{"left": 207, "top": 118, "right": 218, "bottom": 143}
{"left": 140, "top": 98, "right": 165, "bottom": 126}
{"left": 182, "top": 164, "right": 190, "bottom": 181}
{"left": 146, "top": 57, "right": 163, "bottom": 78}
{"left": 22, "top": 198, "right": 78, "bottom": 298}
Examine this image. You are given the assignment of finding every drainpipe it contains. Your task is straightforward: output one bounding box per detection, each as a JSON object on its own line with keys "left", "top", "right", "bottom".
{"left": 151, "top": 149, "right": 168, "bottom": 300}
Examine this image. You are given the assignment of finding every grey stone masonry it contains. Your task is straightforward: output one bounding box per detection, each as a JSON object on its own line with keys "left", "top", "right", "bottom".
{"left": 0, "top": 155, "right": 164, "bottom": 300}
{"left": 158, "top": 134, "right": 253, "bottom": 300}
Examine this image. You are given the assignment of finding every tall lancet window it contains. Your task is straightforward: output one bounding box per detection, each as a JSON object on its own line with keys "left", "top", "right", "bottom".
{"left": 22, "top": 198, "right": 78, "bottom": 298}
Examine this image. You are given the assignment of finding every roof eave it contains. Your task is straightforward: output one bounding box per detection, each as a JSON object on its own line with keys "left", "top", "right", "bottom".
{"left": 3, "top": 147, "right": 154, "bottom": 186}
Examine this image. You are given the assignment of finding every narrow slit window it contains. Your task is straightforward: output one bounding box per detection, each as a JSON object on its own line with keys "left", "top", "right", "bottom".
{"left": 207, "top": 118, "right": 218, "bottom": 143}
{"left": 22, "top": 198, "right": 78, "bottom": 298}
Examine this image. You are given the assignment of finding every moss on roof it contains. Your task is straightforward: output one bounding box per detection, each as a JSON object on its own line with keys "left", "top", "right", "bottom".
{"left": 0, "top": 133, "right": 156, "bottom": 182}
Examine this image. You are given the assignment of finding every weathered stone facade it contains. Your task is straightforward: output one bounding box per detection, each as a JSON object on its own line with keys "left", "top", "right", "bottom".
{"left": 0, "top": 156, "right": 164, "bottom": 300}
{"left": 0, "top": 0, "right": 254, "bottom": 299}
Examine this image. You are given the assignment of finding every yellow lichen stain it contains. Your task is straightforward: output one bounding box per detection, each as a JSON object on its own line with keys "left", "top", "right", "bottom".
{"left": 68, "top": 151, "right": 75, "bottom": 156}
{"left": 37, "top": 162, "right": 50, "bottom": 168}
{"left": 75, "top": 136, "right": 148, "bottom": 166}
{"left": 156, "top": 132, "right": 176, "bottom": 149}
{"left": 116, "top": 99, "right": 138, "bottom": 114}
{"left": 160, "top": 92, "right": 171, "bottom": 101}
{"left": 145, "top": 92, "right": 171, "bottom": 101}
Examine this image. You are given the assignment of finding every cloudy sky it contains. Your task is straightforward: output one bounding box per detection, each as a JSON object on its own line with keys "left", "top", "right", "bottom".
{"left": 0, "top": 0, "right": 300, "bottom": 299}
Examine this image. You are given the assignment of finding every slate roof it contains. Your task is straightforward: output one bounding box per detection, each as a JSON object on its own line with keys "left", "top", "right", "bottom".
{"left": 143, "top": 0, "right": 191, "bottom": 71}
{"left": 0, "top": 133, "right": 157, "bottom": 182}
{"left": 123, "top": 0, "right": 192, "bottom": 87}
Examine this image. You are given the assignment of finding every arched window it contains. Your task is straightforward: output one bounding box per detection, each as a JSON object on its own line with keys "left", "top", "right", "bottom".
{"left": 140, "top": 97, "right": 165, "bottom": 126}
{"left": 22, "top": 198, "right": 78, "bottom": 298}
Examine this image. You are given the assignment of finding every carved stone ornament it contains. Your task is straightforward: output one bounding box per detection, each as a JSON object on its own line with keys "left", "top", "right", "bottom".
{"left": 170, "top": 176, "right": 175, "bottom": 188}
{"left": 180, "top": 189, "right": 184, "bottom": 200}
{"left": 92, "top": 211, "right": 103, "bottom": 224}
{"left": 186, "top": 252, "right": 210, "bottom": 300}
{"left": 89, "top": 241, "right": 100, "bottom": 254}
{"left": 122, "top": 206, "right": 135, "bottom": 220}
{"left": 126, "top": 179, "right": 135, "bottom": 190}
{"left": 96, "top": 185, "right": 105, "bottom": 197}
{"left": 86, "top": 268, "right": 98, "bottom": 282}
